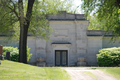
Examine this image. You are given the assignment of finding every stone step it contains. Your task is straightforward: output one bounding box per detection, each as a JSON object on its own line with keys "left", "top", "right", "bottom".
{"left": 36, "top": 62, "right": 46, "bottom": 67}
{"left": 77, "top": 62, "right": 86, "bottom": 66}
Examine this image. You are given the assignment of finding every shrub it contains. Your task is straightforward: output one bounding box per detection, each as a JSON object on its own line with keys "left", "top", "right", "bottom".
{"left": 3, "top": 47, "right": 19, "bottom": 61}
{"left": 97, "top": 47, "right": 120, "bottom": 67}
{"left": 27, "top": 46, "right": 32, "bottom": 62}
{"left": 3, "top": 46, "right": 32, "bottom": 62}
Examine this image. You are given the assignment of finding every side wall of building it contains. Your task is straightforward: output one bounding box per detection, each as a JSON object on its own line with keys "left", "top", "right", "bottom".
{"left": 102, "top": 37, "right": 120, "bottom": 48}
{"left": 87, "top": 36, "right": 102, "bottom": 66}
{"left": 0, "top": 37, "right": 19, "bottom": 47}
{"left": 27, "top": 37, "right": 36, "bottom": 64}
{"left": 0, "top": 34, "right": 120, "bottom": 66}
{"left": 87, "top": 36, "right": 120, "bottom": 66}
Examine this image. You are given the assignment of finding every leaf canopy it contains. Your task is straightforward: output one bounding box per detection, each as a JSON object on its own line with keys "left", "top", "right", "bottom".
{"left": 0, "top": 0, "right": 73, "bottom": 40}
{"left": 82, "top": 0, "right": 120, "bottom": 37}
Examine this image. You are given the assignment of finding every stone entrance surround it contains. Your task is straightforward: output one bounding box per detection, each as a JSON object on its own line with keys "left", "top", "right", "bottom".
{"left": 52, "top": 44, "right": 71, "bottom": 66}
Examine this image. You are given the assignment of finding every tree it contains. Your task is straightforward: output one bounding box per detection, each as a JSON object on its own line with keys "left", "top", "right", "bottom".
{"left": 87, "top": 16, "right": 107, "bottom": 30}
{"left": 81, "top": 0, "right": 120, "bottom": 37}
{"left": 0, "top": 0, "right": 73, "bottom": 63}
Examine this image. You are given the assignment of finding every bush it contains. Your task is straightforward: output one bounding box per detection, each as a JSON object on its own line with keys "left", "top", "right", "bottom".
{"left": 97, "top": 47, "right": 120, "bottom": 67}
{"left": 26, "top": 47, "right": 32, "bottom": 62}
{"left": 3, "top": 46, "right": 32, "bottom": 62}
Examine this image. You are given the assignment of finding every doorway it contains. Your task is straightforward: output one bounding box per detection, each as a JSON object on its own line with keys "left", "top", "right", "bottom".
{"left": 55, "top": 50, "right": 68, "bottom": 66}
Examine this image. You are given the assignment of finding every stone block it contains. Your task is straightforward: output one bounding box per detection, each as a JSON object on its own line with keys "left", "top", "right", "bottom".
{"left": 77, "top": 62, "right": 86, "bottom": 66}
{"left": 77, "top": 49, "right": 86, "bottom": 54}
{"left": 78, "top": 57, "right": 86, "bottom": 62}
{"left": 37, "top": 57, "right": 45, "bottom": 62}
{"left": 36, "top": 62, "right": 46, "bottom": 67}
{"left": 36, "top": 39, "right": 46, "bottom": 48}
{"left": 66, "top": 14, "right": 75, "bottom": 19}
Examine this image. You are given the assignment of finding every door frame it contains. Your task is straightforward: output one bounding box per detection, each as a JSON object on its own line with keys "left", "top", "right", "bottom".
{"left": 55, "top": 50, "right": 68, "bottom": 66}
{"left": 52, "top": 44, "right": 71, "bottom": 66}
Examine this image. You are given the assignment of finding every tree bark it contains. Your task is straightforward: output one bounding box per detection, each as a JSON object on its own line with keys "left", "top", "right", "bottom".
{"left": 116, "top": 0, "right": 120, "bottom": 9}
{"left": 18, "top": 0, "right": 35, "bottom": 63}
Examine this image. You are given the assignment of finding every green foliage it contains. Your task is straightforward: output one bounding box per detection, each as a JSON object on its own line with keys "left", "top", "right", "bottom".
{"left": 0, "top": 0, "right": 74, "bottom": 40}
{"left": 97, "top": 47, "right": 120, "bottom": 67}
{"left": 3, "top": 46, "right": 32, "bottom": 62}
{"left": 3, "top": 47, "right": 19, "bottom": 61}
{"left": 87, "top": 16, "right": 107, "bottom": 30}
{"left": 26, "top": 46, "right": 32, "bottom": 62}
{"left": 0, "top": 0, "right": 74, "bottom": 63}
{"left": 28, "top": 0, "right": 73, "bottom": 40}
{"left": 0, "top": 0, "right": 72, "bottom": 63}
{"left": 82, "top": 0, "right": 120, "bottom": 37}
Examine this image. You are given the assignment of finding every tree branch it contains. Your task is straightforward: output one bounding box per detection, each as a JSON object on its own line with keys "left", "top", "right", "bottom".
{"left": 116, "top": 0, "right": 120, "bottom": 9}
{"left": 18, "top": 0, "right": 24, "bottom": 25}
{"left": 26, "top": 0, "right": 35, "bottom": 25}
{"left": 5, "top": 1, "right": 19, "bottom": 19}
{"left": 1, "top": 11, "right": 11, "bottom": 19}
{"left": 10, "top": 0, "right": 19, "bottom": 19}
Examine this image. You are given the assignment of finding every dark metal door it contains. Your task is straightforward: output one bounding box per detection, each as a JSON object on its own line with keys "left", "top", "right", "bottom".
{"left": 55, "top": 50, "right": 68, "bottom": 66}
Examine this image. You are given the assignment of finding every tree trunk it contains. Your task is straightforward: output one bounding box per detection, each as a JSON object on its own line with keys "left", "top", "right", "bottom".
{"left": 18, "top": 0, "right": 35, "bottom": 63}
{"left": 19, "top": 22, "right": 28, "bottom": 63}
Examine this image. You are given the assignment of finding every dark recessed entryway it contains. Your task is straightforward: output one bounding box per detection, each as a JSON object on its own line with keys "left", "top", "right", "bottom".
{"left": 55, "top": 50, "right": 68, "bottom": 66}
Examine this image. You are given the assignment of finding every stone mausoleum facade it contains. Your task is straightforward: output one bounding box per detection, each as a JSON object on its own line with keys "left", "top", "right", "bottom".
{"left": 0, "top": 11, "right": 120, "bottom": 66}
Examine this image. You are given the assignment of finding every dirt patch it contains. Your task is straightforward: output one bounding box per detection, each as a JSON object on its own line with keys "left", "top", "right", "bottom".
{"left": 62, "top": 68, "right": 117, "bottom": 80}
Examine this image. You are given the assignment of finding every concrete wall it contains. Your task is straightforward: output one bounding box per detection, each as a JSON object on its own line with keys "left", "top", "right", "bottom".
{"left": 46, "top": 21, "right": 77, "bottom": 66}
{"left": 102, "top": 37, "right": 120, "bottom": 48}
{"left": 0, "top": 34, "right": 120, "bottom": 66}
{"left": 0, "top": 11, "right": 120, "bottom": 66}
{"left": 27, "top": 37, "right": 47, "bottom": 64}
{"left": 27, "top": 37, "right": 36, "bottom": 63}
{"left": 76, "top": 21, "right": 88, "bottom": 58}
{"left": 48, "top": 11, "right": 85, "bottom": 20}
{"left": 45, "top": 20, "right": 89, "bottom": 66}
{"left": 0, "top": 37, "right": 19, "bottom": 47}
{"left": 87, "top": 36, "right": 102, "bottom": 66}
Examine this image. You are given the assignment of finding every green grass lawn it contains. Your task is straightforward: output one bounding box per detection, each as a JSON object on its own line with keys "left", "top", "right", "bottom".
{"left": 0, "top": 60, "right": 70, "bottom": 80}
{"left": 1, "top": 60, "right": 120, "bottom": 80}
{"left": 83, "top": 71, "right": 98, "bottom": 80}
{"left": 89, "top": 67, "right": 120, "bottom": 79}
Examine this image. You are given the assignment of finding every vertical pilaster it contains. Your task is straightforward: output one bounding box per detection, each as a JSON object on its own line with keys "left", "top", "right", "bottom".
{"left": 75, "top": 21, "right": 89, "bottom": 66}
{"left": 76, "top": 22, "right": 87, "bottom": 58}
{"left": 35, "top": 38, "right": 46, "bottom": 58}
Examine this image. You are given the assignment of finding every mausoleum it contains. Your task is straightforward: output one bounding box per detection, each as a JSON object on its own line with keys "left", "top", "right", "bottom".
{"left": 0, "top": 11, "right": 120, "bottom": 66}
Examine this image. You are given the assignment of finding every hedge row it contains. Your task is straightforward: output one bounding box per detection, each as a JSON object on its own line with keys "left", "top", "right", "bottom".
{"left": 3, "top": 46, "right": 32, "bottom": 62}
{"left": 97, "top": 47, "right": 120, "bottom": 67}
